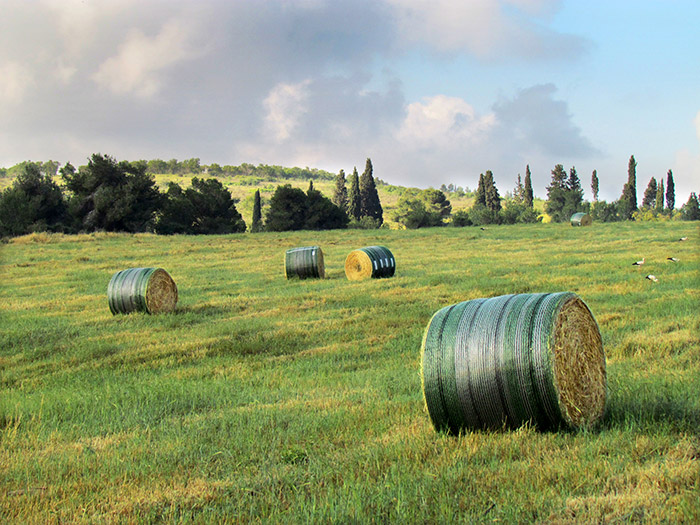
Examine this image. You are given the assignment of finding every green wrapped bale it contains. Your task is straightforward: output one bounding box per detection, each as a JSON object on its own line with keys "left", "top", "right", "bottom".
{"left": 285, "top": 246, "right": 325, "bottom": 279}
{"left": 344, "top": 246, "right": 395, "bottom": 280}
{"left": 570, "top": 212, "right": 592, "bottom": 226}
{"left": 108, "top": 267, "right": 178, "bottom": 315}
{"left": 421, "top": 292, "right": 606, "bottom": 432}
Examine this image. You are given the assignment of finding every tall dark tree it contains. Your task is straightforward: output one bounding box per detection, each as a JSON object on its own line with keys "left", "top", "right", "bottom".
{"left": 332, "top": 169, "right": 348, "bottom": 213}
{"left": 681, "top": 192, "right": 700, "bottom": 220}
{"left": 359, "top": 158, "right": 383, "bottom": 225}
{"left": 308, "top": 180, "right": 314, "bottom": 192}
{"left": 0, "top": 163, "right": 68, "bottom": 237}
{"left": 619, "top": 155, "right": 637, "bottom": 219}
{"left": 483, "top": 171, "right": 501, "bottom": 212}
{"left": 666, "top": 169, "right": 675, "bottom": 211}
{"left": 251, "top": 189, "right": 263, "bottom": 232}
{"left": 591, "top": 170, "right": 599, "bottom": 202}
{"left": 563, "top": 166, "right": 583, "bottom": 218}
{"left": 348, "top": 167, "right": 361, "bottom": 221}
{"left": 523, "top": 165, "right": 534, "bottom": 208}
{"left": 513, "top": 174, "right": 524, "bottom": 203}
{"left": 642, "top": 177, "right": 657, "bottom": 209}
{"left": 475, "top": 173, "right": 487, "bottom": 207}
{"left": 62, "top": 153, "right": 162, "bottom": 232}
{"left": 545, "top": 164, "right": 568, "bottom": 221}
{"left": 655, "top": 179, "right": 665, "bottom": 213}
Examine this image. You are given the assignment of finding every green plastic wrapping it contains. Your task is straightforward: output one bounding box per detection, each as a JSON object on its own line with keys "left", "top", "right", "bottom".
{"left": 285, "top": 246, "right": 324, "bottom": 279}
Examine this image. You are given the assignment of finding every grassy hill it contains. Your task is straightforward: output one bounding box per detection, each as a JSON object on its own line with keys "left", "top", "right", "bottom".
{"left": 1, "top": 221, "right": 698, "bottom": 522}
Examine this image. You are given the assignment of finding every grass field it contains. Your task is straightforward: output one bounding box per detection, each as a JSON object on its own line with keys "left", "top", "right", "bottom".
{"left": 1, "top": 221, "right": 698, "bottom": 523}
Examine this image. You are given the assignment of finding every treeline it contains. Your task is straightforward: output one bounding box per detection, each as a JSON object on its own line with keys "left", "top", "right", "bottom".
{"left": 0, "top": 158, "right": 336, "bottom": 182}
{"left": 0, "top": 154, "right": 382, "bottom": 238}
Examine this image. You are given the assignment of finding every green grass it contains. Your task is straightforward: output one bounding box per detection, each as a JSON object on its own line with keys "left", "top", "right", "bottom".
{"left": 1, "top": 222, "right": 699, "bottom": 523}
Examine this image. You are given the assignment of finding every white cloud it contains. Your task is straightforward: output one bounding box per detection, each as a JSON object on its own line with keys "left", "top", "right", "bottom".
{"left": 263, "top": 81, "right": 312, "bottom": 142}
{"left": 0, "top": 62, "right": 33, "bottom": 105}
{"left": 386, "top": 0, "right": 586, "bottom": 60}
{"left": 92, "top": 18, "right": 203, "bottom": 98}
{"left": 398, "top": 95, "right": 496, "bottom": 147}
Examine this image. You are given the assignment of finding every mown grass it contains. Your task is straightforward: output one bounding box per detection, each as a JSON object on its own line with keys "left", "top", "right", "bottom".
{"left": 1, "top": 221, "right": 699, "bottom": 523}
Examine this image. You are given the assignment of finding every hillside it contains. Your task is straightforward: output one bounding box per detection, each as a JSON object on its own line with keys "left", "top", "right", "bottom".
{"left": 1, "top": 221, "right": 698, "bottom": 522}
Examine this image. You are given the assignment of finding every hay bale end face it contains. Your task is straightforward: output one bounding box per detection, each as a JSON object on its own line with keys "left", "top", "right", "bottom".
{"left": 421, "top": 292, "right": 607, "bottom": 433}
{"left": 344, "top": 246, "right": 395, "bottom": 280}
{"left": 285, "top": 246, "right": 325, "bottom": 279}
{"left": 570, "top": 212, "right": 592, "bottom": 226}
{"left": 108, "top": 268, "right": 178, "bottom": 315}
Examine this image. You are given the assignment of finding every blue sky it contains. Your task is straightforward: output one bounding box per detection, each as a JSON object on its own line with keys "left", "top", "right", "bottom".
{"left": 1, "top": 0, "right": 698, "bottom": 204}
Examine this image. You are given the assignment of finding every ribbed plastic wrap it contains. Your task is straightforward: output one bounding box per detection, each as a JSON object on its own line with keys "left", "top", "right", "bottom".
{"left": 285, "top": 246, "right": 325, "bottom": 279}
{"left": 421, "top": 292, "right": 606, "bottom": 432}
{"left": 107, "top": 267, "right": 178, "bottom": 315}
{"left": 570, "top": 212, "right": 592, "bottom": 226}
{"left": 344, "top": 246, "right": 395, "bottom": 280}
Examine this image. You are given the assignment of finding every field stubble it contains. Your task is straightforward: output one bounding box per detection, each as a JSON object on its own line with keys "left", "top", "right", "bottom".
{"left": 1, "top": 221, "right": 698, "bottom": 523}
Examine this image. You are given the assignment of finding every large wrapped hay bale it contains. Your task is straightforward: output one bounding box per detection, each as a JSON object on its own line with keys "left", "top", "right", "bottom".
{"left": 570, "top": 212, "right": 592, "bottom": 226}
{"left": 108, "top": 268, "right": 178, "bottom": 315}
{"left": 344, "top": 246, "right": 395, "bottom": 280}
{"left": 285, "top": 246, "right": 325, "bottom": 279}
{"left": 421, "top": 292, "right": 606, "bottom": 433}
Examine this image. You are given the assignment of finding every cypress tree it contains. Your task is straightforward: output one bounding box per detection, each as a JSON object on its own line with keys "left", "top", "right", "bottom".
{"left": 348, "top": 167, "right": 361, "bottom": 221}
{"left": 308, "top": 180, "right": 314, "bottom": 192}
{"left": 666, "top": 169, "right": 675, "bottom": 211}
{"left": 563, "top": 166, "right": 583, "bottom": 218}
{"left": 332, "top": 169, "right": 348, "bottom": 213}
{"left": 250, "top": 189, "right": 263, "bottom": 232}
{"left": 642, "top": 178, "right": 657, "bottom": 209}
{"left": 545, "top": 164, "right": 568, "bottom": 221}
{"left": 591, "top": 170, "right": 599, "bottom": 202}
{"left": 359, "top": 158, "right": 383, "bottom": 225}
{"left": 483, "top": 171, "right": 501, "bottom": 212}
{"left": 523, "top": 165, "right": 534, "bottom": 208}
{"left": 475, "top": 173, "right": 486, "bottom": 207}
{"left": 620, "top": 155, "right": 637, "bottom": 219}
{"left": 514, "top": 174, "right": 524, "bottom": 203}
{"left": 655, "top": 180, "right": 665, "bottom": 213}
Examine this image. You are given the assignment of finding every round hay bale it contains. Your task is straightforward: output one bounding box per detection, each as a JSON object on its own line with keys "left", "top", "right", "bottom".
{"left": 107, "top": 268, "right": 178, "bottom": 315}
{"left": 421, "top": 292, "right": 606, "bottom": 433}
{"left": 285, "top": 246, "right": 325, "bottom": 279}
{"left": 570, "top": 212, "right": 592, "bottom": 226}
{"left": 344, "top": 245, "right": 395, "bottom": 280}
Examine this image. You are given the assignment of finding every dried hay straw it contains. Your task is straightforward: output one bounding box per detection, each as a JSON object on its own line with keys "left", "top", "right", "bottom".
{"left": 145, "top": 268, "right": 178, "bottom": 313}
{"left": 344, "top": 250, "right": 373, "bottom": 280}
{"left": 551, "top": 295, "right": 606, "bottom": 428}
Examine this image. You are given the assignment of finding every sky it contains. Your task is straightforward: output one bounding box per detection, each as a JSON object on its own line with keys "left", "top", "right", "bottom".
{"left": 1, "top": 0, "right": 698, "bottom": 204}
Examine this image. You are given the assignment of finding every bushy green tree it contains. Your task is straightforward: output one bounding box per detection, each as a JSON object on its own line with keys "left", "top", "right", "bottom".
{"left": 681, "top": 192, "right": 700, "bottom": 220}
{"left": 305, "top": 186, "right": 349, "bottom": 230}
{"left": 451, "top": 209, "right": 471, "bottom": 227}
{"left": 155, "top": 177, "right": 245, "bottom": 234}
{"left": 392, "top": 189, "right": 451, "bottom": 228}
{"left": 359, "top": 158, "right": 383, "bottom": 225}
{"left": 265, "top": 185, "right": 308, "bottom": 231}
{"left": 62, "top": 154, "right": 162, "bottom": 232}
{"left": 250, "top": 189, "right": 263, "bottom": 232}
{"left": 590, "top": 200, "right": 621, "bottom": 222}
{"left": 0, "top": 163, "right": 68, "bottom": 237}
